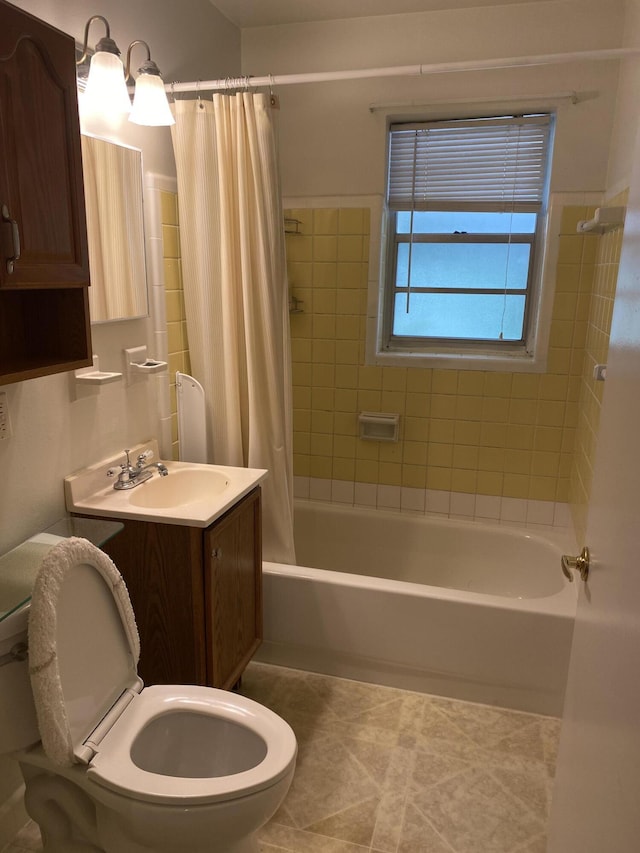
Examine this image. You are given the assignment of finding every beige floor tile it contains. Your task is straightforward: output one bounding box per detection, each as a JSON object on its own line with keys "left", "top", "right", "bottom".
{"left": 407, "top": 764, "right": 546, "bottom": 853}
{"left": 396, "top": 801, "right": 457, "bottom": 852}
{"left": 370, "top": 788, "right": 409, "bottom": 852}
{"left": 486, "top": 753, "right": 555, "bottom": 821}
{"left": 259, "top": 822, "right": 372, "bottom": 851}
{"left": 429, "top": 697, "right": 543, "bottom": 750}
{"left": 305, "top": 796, "right": 380, "bottom": 847}
{"left": 279, "top": 736, "right": 380, "bottom": 828}
{"left": 511, "top": 834, "right": 548, "bottom": 853}
{"left": 540, "top": 717, "right": 562, "bottom": 772}
{"left": 6, "top": 664, "right": 561, "bottom": 853}
{"left": 250, "top": 664, "right": 559, "bottom": 853}
{"left": 1, "top": 820, "right": 42, "bottom": 852}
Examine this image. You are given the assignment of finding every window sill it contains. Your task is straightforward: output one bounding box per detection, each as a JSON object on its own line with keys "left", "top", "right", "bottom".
{"left": 368, "top": 346, "right": 548, "bottom": 373}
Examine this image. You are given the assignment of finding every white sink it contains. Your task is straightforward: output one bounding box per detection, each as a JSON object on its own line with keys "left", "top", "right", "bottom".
{"left": 64, "top": 440, "right": 268, "bottom": 528}
{"left": 128, "top": 468, "right": 230, "bottom": 509}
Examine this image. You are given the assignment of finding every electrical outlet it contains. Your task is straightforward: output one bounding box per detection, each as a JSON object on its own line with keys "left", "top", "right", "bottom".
{"left": 0, "top": 391, "right": 12, "bottom": 440}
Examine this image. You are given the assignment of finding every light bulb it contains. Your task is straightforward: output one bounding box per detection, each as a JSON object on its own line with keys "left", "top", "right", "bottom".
{"left": 129, "top": 72, "right": 174, "bottom": 126}
{"left": 83, "top": 51, "right": 131, "bottom": 116}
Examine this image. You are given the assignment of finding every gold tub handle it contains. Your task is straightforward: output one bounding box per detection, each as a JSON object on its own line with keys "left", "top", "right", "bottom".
{"left": 561, "top": 546, "right": 590, "bottom": 583}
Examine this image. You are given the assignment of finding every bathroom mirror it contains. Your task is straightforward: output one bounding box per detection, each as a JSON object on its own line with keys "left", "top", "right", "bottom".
{"left": 81, "top": 135, "right": 149, "bottom": 323}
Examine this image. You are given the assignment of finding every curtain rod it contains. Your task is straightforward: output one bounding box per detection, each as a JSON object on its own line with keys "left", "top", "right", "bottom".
{"left": 167, "top": 47, "right": 640, "bottom": 94}
{"left": 369, "top": 90, "right": 582, "bottom": 113}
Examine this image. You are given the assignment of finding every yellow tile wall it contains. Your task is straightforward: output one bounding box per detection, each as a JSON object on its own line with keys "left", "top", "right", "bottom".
{"left": 569, "top": 191, "right": 627, "bottom": 541}
{"left": 159, "top": 190, "right": 190, "bottom": 461}
{"left": 160, "top": 197, "right": 623, "bottom": 518}
{"left": 286, "top": 205, "right": 604, "bottom": 505}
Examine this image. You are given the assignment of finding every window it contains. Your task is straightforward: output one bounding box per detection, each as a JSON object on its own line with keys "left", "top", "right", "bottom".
{"left": 381, "top": 114, "right": 554, "bottom": 364}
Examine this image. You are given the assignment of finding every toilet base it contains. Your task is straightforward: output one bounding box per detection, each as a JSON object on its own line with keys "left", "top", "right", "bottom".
{"left": 19, "top": 758, "right": 291, "bottom": 853}
{"left": 21, "top": 765, "right": 99, "bottom": 853}
{"left": 23, "top": 765, "right": 260, "bottom": 853}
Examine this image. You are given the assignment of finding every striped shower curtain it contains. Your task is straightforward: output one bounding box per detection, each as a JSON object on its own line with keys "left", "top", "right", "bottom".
{"left": 171, "top": 93, "right": 295, "bottom": 564}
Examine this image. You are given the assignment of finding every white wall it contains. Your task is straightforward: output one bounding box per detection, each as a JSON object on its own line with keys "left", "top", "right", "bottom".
{"left": 241, "top": 0, "right": 624, "bottom": 198}
{"left": 0, "top": 0, "right": 240, "bottom": 840}
{"left": 605, "top": 0, "right": 640, "bottom": 194}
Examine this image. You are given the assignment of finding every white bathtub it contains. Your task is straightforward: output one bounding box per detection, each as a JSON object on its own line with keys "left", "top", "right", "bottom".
{"left": 258, "top": 500, "right": 577, "bottom": 716}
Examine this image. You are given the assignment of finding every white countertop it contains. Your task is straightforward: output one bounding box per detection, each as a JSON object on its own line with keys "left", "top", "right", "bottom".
{"left": 64, "top": 440, "right": 267, "bottom": 528}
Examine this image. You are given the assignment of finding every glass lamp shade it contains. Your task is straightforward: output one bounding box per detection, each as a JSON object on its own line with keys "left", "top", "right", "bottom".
{"left": 129, "top": 73, "right": 175, "bottom": 126}
{"left": 83, "top": 51, "right": 132, "bottom": 116}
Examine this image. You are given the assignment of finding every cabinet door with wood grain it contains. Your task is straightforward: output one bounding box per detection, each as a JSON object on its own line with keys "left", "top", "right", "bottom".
{"left": 100, "top": 518, "right": 208, "bottom": 688}
{"left": 0, "top": 0, "right": 91, "bottom": 385}
{"left": 204, "top": 488, "right": 262, "bottom": 688}
{"left": 0, "top": 0, "right": 89, "bottom": 290}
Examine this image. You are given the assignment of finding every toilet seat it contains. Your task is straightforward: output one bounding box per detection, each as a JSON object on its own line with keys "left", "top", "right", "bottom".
{"left": 28, "top": 537, "right": 143, "bottom": 768}
{"left": 27, "top": 538, "right": 296, "bottom": 808}
{"left": 87, "top": 684, "right": 297, "bottom": 805}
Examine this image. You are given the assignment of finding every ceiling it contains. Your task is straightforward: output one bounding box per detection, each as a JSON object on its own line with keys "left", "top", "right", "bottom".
{"left": 210, "top": 0, "right": 551, "bottom": 29}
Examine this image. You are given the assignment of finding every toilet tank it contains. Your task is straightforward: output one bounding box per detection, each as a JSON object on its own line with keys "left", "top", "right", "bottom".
{"left": 0, "top": 604, "right": 41, "bottom": 753}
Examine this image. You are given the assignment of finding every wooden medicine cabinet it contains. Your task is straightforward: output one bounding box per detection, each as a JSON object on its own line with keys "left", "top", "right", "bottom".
{"left": 0, "top": 0, "right": 91, "bottom": 384}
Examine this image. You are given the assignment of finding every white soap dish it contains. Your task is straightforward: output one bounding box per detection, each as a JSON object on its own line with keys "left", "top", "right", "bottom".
{"left": 129, "top": 359, "right": 167, "bottom": 374}
{"left": 75, "top": 355, "right": 122, "bottom": 386}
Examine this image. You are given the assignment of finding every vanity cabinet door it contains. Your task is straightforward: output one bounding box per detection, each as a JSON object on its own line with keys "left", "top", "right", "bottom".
{"left": 0, "top": 0, "right": 89, "bottom": 289}
{"left": 80, "top": 487, "right": 262, "bottom": 690}
{"left": 98, "top": 519, "right": 209, "bottom": 687}
{"left": 204, "top": 488, "right": 263, "bottom": 689}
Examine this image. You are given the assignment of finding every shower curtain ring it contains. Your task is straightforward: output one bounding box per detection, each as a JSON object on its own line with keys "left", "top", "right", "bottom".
{"left": 268, "top": 74, "right": 279, "bottom": 108}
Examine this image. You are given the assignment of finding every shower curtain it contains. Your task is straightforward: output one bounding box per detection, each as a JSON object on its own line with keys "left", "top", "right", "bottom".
{"left": 171, "top": 93, "right": 295, "bottom": 564}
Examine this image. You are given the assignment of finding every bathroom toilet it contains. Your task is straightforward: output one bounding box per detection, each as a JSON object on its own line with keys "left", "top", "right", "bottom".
{"left": 0, "top": 537, "right": 297, "bottom": 853}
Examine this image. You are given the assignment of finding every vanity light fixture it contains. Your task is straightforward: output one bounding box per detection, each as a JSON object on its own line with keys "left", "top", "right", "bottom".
{"left": 76, "top": 16, "right": 131, "bottom": 117}
{"left": 125, "top": 41, "right": 175, "bottom": 127}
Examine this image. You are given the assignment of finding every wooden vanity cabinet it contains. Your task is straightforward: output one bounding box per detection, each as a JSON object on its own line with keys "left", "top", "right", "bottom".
{"left": 94, "top": 488, "right": 263, "bottom": 690}
{"left": 0, "top": 0, "right": 91, "bottom": 384}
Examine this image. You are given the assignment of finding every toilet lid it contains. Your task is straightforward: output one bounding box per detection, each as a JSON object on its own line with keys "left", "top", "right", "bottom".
{"left": 28, "top": 537, "right": 142, "bottom": 767}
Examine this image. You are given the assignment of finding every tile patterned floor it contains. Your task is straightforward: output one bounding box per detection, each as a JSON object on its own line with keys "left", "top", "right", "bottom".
{"left": 248, "top": 664, "right": 559, "bottom": 853}
{"left": 3, "top": 662, "right": 560, "bottom": 853}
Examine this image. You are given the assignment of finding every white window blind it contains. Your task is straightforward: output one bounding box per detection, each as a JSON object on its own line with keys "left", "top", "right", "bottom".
{"left": 387, "top": 115, "right": 551, "bottom": 213}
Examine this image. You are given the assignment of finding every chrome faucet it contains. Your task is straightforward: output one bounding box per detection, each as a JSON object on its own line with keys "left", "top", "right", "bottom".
{"left": 107, "top": 449, "right": 169, "bottom": 490}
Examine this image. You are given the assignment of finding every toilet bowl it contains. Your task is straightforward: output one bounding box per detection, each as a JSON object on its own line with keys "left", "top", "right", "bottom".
{"left": 0, "top": 537, "right": 297, "bottom": 853}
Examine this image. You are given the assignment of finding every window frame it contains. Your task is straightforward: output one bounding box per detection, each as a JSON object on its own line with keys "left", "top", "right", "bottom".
{"left": 378, "top": 113, "right": 555, "bottom": 367}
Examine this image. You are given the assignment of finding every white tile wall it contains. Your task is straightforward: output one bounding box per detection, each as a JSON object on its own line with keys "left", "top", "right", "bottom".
{"left": 331, "top": 479, "right": 355, "bottom": 504}
{"left": 400, "top": 487, "right": 426, "bottom": 513}
{"left": 474, "top": 494, "right": 502, "bottom": 521}
{"left": 426, "top": 488, "right": 451, "bottom": 515}
{"left": 309, "top": 477, "right": 331, "bottom": 501}
{"left": 354, "top": 482, "right": 377, "bottom": 507}
{"left": 293, "top": 476, "right": 573, "bottom": 530}
{"left": 449, "top": 492, "right": 476, "bottom": 519}
{"left": 377, "top": 484, "right": 401, "bottom": 510}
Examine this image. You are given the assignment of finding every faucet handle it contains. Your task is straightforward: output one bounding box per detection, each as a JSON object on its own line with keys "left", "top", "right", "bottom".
{"left": 107, "top": 449, "right": 133, "bottom": 478}
{"left": 137, "top": 449, "right": 154, "bottom": 466}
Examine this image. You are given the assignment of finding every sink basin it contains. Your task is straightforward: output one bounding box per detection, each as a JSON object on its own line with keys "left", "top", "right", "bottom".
{"left": 64, "top": 441, "right": 268, "bottom": 528}
{"left": 128, "top": 469, "right": 230, "bottom": 509}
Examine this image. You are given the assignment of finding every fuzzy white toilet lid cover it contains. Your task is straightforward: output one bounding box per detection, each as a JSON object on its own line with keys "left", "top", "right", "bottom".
{"left": 28, "top": 537, "right": 140, "bottom": 767}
